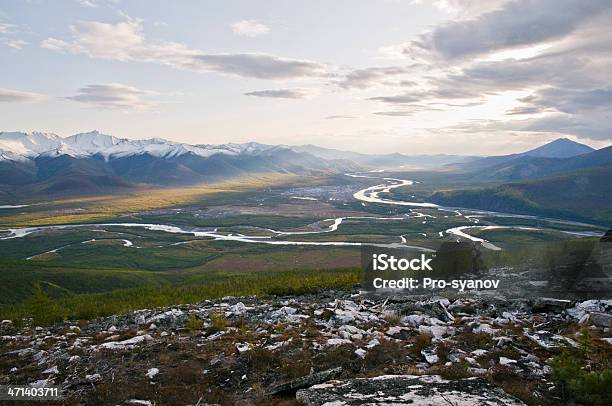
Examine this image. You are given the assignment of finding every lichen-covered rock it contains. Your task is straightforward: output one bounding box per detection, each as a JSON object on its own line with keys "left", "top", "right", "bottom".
{"left": 531, "top": 298, "right": 572, "bottom": 312}
{"left": 589, "top": 312, "right": 612, "bottom": 327}
{"left": 266, "top": 367, "right": 343, "bottom": 396}
{"left": 295, "top": 375, "right": 526, "bottom": 405}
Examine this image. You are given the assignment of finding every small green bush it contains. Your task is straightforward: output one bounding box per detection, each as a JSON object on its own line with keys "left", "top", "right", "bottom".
{"left": 208, "top": 312, "right": 227, "bottom": 332}
{"left": 184, "top": 313, "right": 204, "bottom": 330}
{"left": 551, "top": 350, "right": 612, "bottom": 406}
{"left": 25, "top": 286, "right": 65, "bottom": 326}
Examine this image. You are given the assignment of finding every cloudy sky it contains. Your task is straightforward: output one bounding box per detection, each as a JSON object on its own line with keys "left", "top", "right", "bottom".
{"left": 1, "top": 0, "right": 611, "bottom": 154}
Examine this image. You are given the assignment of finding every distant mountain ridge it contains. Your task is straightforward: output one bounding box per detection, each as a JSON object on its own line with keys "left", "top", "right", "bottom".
{"left": 0, "top": 131, "right": 276, "bottom": 161}
{"left": 0, "top": 131, "right": 360, "bottom": 194}
{"left": 430, "top": 142, "right": 611, "bottom": 223}
{"left": 454, "top": 138, "right": 595, "bottom": 174}
{"left": 291, "top": 144, "right": 477, "bottom": 169}
{"left": 469, "top": 146, "right": 612, "bottom": 182}
{"left": 524, "top": 138, "right": 595, "bottom": 158}
{"left": 0, "top": 131, "right": 477, "bottom": 169}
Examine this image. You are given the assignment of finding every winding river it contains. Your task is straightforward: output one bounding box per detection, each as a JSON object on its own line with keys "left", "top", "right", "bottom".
{"left": 348, "top": 172, "right": 603, "bottom": 250}
{"left": 0, "top": 172, "right": 604, "bottom": 256}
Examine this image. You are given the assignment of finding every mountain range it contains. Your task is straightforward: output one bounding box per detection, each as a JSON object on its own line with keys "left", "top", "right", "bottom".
{"left": 290, "top": 144, "right": 476, "bottom": 168}
{"left": 0, "top": 131, "right": 277, "bottom": 162}
{"left": 1, "top": 131, "right": 610, "bottom": 223}
{"left": 0, "top": 131, "right": 359, "bottom": 193}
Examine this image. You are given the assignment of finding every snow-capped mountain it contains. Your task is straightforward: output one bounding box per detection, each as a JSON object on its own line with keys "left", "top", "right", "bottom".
{"left": 0, "top": 130, "right": 359, "bottom": 194}
{"left": 0, "top": 131, "right": 275, "bottom": 161}
{"left": 0, "top": 131, "right": 63, "bottom": 159}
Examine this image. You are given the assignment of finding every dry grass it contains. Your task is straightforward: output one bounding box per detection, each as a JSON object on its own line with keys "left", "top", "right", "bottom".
{"left": 454, "top": 329, "right": 494, "bottom": 351}
{"left": 409, "top": 332, "right": 433, "bottom": 357}
{"left": 489, "top": 366, "right": 541, "bottom": 405}
{"left": 383, "top": 311, "right": 401, "bottom": 326}
{"left": 431, "top": 362, "right": 472, "bottom": 380}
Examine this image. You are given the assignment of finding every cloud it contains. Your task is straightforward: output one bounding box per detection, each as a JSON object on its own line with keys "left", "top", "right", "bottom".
{"left": 446, "top": 54, "right": 599, "bottom": 91}
{"left": 41, "top": 17, "right": 327, "bottom": 79}
{"left": 373, "top": 111, "right": 416, "bottom": 117}
{"left": 505, "top": 106, "right": 544, "bottom": 116}
{"left": 42, "top": 19, "right": 146, "bottom": 60}
{"left": 244, "top": 89, "right": 310, "bottom": 99}
{"left": 411, "top": 0, "right": 612, "bottom": 60}
{"left": 0, "top": 88, "right": 47, "bottom": 103}
{"left": 523, "top": 113, "right": 612, "bottom": 140}
{"left": 368, "top": 94, "right": 421, "bottom": 104}
{"left": 231, "top": 20, "right": 270, "bottom": 37}
{"left": 0, "top": 22, "right": 27, "bottom": 50}
{"left": 195, "top": 54, "right": 327, "bottom": 79}
{"left": 0, "top": 23, "right": 16, "bottom": 34}
{"left": 447, "top": 108, "right": 612, "bottom": 141}
{"left": 2, "top": 39, "right": 27, "bottom": 49}
{"left": 66, "top": 83, "right": 158, "bottom": 110}
{"left": 374, "top": 39, "right": 609, "bottom": 104}
{"left": 76, "top": 0, "right": 97, "bottom": 7}
{"left": 519, "top": 87, "right": 612, "bottom": 114}
{"left": 502, "top": 87, "right": 612, "bottom": 140}
{"left": 325, "top": 115, "right": 358, "bottom": 120}
{"left": 425, "top": 0, "right": 509, "bottom": 18}
{"left": 373, "top": 104, "right": 444, "bottom": 116}
{"left": 336, "top": 66, "right": 409, "bottom": 89}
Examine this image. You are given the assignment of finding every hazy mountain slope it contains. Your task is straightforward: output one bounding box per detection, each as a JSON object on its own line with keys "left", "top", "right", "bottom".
{"left": 33, "top": 155, "right": 131, "bottom": 193}
{"left": 469, "top": 146, "right": 612, "bottom": 181}
{"left": 291, "top": 144, "right": 476, "bottom": 168}
{"left": 0, "top": 159, "right": 37, "bottom": 185}
{"left": 108, "top": 154, "right": 204, "bottom": 185}
{"left": 456, "top": 138, "right": 594, "bottom": 172}
{"left": 523, "top": 138, "right": 594, "bottom": 158}
{"left": 430, "top": 165, "right": 612, "bottom": 223}
{"left": 34, "top": 155, "right": 116, "bottom": 181}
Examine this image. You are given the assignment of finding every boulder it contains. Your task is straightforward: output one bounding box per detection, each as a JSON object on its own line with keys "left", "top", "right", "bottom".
{"left": 532, "top": 298, "right": 572, "bottom": 312}
{"left": 266, "top": 367, "right": 343, "bottom": 396}
{"left": 589, "top": 312, "right": 612, "bottom": 328}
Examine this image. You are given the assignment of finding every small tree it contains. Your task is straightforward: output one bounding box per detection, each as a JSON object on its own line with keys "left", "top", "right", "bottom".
{"left": 25, "top": 285, "right": 64, "bottom": 326}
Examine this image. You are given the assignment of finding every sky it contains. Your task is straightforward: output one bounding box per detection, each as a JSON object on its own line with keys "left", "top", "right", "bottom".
{"left": 0, "top": 0, "right": 611, "bottom": 155}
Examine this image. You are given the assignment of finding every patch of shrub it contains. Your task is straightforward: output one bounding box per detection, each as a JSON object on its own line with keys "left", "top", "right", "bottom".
{"left": 434, "top": 362, "right": 471, "bottom": 380}
{"left": 551, "top": 350, "right": 612, "bottom": 406}
{"left": 184, "top": 313, "right": 204, "bottom": 330}
{"left": 409, "top": 332, "right": 432, "bottom": 357}
{"left": 208, "top": 312, "right": 227, "bottom": 332}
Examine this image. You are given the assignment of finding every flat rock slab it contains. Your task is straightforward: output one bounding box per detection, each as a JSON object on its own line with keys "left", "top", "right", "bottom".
{"left": 266, "top": 367, "right": 343, "bottom": 396}
{"left": 296, "top": 375, "right": 526, "bottom": 406}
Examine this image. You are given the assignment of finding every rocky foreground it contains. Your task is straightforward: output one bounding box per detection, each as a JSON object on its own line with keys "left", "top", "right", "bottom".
{"left": 1, "top": 291, "right": 611, "bottom": 405}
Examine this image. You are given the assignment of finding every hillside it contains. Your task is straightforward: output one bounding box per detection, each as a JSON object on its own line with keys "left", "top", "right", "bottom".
{"left": 430, "top": 165, "right": 612, "bottom": 224}
{"left": 465, "top": 146, "right": 612, "bottom": 182}
{"left": 455, "top": 138, "right": 595, "bottom": 173}
{"left": 1, "top": 288, "right": 609, "bottom": 405}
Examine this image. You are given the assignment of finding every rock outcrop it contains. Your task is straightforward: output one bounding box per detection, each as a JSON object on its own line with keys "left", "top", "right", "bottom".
{"left": 296, "top": 375, "right": 526, "bottom": 405}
